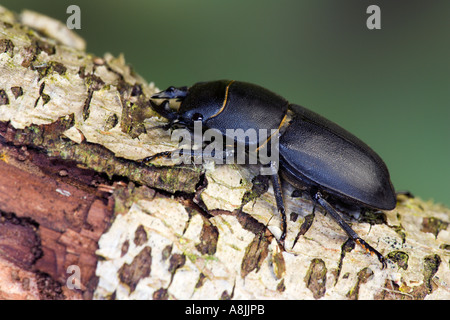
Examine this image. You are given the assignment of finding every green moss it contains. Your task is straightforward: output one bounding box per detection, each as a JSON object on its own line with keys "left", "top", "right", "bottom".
{"left": 423, "top": 254, "right": 441, "bottom": 293}
{"left": 185, "top": 252, "right": 199, "bottom": 264}
{"left": 346, "top": 267, "right": 373, "bottom": 300}
{"left": 41, "top": 92, "right": 50, "bottom": 105}
{"left": 104, "top": 113, "right": 118, "bottom": 131}
{"left": 304, "top": 258, "right": 327, "bottom": 299}
{"left": 204, "top": 255, "right": 219, "bottom": 263}
{"left": 359, "top": 210, "right": 387, "bottom": 225}
{"left": 390, "top": 224, "right": 406, "bottom": 244}
{"left": 421, "top": 217, "right": 449, "bottom": 239}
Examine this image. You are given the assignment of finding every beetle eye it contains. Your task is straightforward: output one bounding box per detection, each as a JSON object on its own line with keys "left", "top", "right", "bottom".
{"left": 192, "top": 113, "right": 203, "bottom": 121}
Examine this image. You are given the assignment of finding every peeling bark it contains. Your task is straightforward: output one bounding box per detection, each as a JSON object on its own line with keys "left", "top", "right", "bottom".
{"left": 0, "top": 6, "right": 449, "bottom": 300}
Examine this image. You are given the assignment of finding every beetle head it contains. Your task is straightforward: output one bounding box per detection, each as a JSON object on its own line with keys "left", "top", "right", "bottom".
{"left": 151, "top": 86, "right": 188, "bottom": 101}
{"left": 150, "top": 86, "right": 190, "bottom": 129}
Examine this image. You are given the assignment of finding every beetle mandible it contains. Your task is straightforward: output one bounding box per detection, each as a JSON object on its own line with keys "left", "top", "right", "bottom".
{"left": 147, "top": 80, "right": 396, "bottom": 268}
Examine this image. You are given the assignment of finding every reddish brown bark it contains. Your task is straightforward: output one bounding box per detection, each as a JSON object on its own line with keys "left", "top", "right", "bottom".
{"left": 0, "top": 142, "right": 114, "bottom": 299}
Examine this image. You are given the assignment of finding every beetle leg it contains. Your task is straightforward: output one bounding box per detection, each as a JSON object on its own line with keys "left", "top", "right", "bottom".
{"left": 268, "top": 162, "right": 287, "bottom": 247}
{"left": 149, "top": 100, "right": 179, "bottom": 123}
{"left": 141, "top": 148, "right": 234, "bottom": 165}
{"left": 141, "top": 150, "right": 177, "bottom": 163}
{"left": 314, "top": 192, "right": 387, "bottom": 269}
{"left": 141, "top": 149, "right": 204, "bottom": 164}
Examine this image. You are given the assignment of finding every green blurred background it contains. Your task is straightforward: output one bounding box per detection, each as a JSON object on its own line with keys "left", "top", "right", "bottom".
{"left": 2, "top": 0, "right": 449, "bottom": 207}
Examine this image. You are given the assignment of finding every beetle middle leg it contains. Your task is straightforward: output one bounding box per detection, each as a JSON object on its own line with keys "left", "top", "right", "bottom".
{"left": 314, "top": 192, "right": 387, "bottom": 269}
{"left": 267, "top": 161, "right": 288, "bottom": 248}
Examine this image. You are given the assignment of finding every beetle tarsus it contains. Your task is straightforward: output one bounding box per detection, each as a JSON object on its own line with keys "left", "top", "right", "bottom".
{"left": 355, "top": 238, "right": 387, "bottom": 269}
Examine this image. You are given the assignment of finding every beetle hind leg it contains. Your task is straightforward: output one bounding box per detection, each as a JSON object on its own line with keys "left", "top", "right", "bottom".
{"left": 314, "top": 192, "right": 387, "bottom": 269}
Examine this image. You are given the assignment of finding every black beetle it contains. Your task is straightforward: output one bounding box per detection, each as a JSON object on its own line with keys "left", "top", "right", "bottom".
{"left": 147, "top": 80, "right": 396, "bottom": 268}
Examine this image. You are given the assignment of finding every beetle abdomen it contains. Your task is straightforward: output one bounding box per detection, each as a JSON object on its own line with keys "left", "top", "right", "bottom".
{"left": 280, "top": 104, "right": 396, "bottom": 210}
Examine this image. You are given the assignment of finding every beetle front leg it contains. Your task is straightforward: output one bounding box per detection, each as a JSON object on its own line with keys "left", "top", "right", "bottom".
{"left": 149, "top": 100, "right": 179, "bottom": 124}
{"left": 314, "top": 192, "right": 387, "bottom": 269}
{"left": 142, "top": 147, "right": 234, "bottom": 165}
{"left": 141, "top": 150, "right": 177, "bottom": 164}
